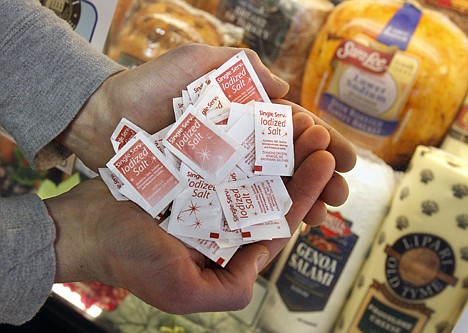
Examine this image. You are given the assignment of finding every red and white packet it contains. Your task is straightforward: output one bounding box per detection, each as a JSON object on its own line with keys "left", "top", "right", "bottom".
{"left": 210, "top": 50, "right": 270, "bottom": 104}
{"left": 254, "top": 102, "right": 294, "bottom": 176}
{"left": 193, "top": 84, "right": 231, "bottom": 125}
{"left": 226, "top": 104, "right": 255, "bottom": 176}
{"left": 215, "top": 176, "right": 292, "bottom": 230}
{"left": 167, "top": 164, "right": 224, "bottom": 240}
{"left": 107, "top": 132, "right": 186, "bottom": 218}
{"left": 98, "top": 168, "right": 128, "bottom": 201}
{"left": 172, "top": 97, "right": 185, "bottom": 121}
{"left": 163, "top": 105, "right": 247, "bottom": 184}
{"left": 186, "top": 69, "right": 214, "bottom": 103}
{"left": 111, "top": 118, "right": 146, "bottom": 152}
{"left": 241, "top": 217, "right": 291, "bottom": 241}
{"left": 159, "top": 219, "right": 238, "bottom": 268}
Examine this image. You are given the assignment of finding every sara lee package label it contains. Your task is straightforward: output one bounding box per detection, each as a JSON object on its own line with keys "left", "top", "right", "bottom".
{"left": 102, "top": 51, "right": 296, "bottom": 267}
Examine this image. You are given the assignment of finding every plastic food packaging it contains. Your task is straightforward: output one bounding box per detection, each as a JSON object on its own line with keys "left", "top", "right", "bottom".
{"left": 301, "top": 0, "right": 468, "bottom": 169}
{"left": 106, "top": 0, "right": 244, "bottom": 67}
{"left": 334, "top": 145, "right": 468, "bottom": 333}
{"left": 187, "top": 0, "right": 335, "bottom": 104}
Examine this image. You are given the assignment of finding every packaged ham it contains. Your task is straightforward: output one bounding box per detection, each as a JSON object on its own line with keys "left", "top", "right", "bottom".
{"left": 301, "top": 0, "right": 468, "bottom": 170}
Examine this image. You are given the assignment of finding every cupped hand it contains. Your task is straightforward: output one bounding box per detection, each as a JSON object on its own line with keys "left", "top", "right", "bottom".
{"left": 46, "top": 103, "right": 355, "bottom": 315}
{"left": 51, "top": 43, "right": 356, "bottom": 313}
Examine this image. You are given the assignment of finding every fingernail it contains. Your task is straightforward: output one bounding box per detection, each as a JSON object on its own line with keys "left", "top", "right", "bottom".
{"left": 256, "top": 253, "right": 270, "bottom": 273}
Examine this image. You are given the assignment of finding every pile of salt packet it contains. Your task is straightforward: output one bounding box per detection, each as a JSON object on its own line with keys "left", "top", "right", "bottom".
{"left": 99, "top": 51, "right": 295, "bottom": 267}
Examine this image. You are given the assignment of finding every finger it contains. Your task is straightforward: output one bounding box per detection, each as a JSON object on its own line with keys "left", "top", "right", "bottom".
{"left": 293, "top": 122, "right": 330, "bottom": 171}
{"left": 191, "top": 243, "right": 269, "bottom": 312}
{"left": 241, "top": 48, "right": 290, "bottom": 99}
{"left": 302, "top": 200, "right": 328, "bottom": 226}
{"left": 319, "top": 172, "right": 349, "bottom": 207}
{"left": 162, "top": 45, "right": 290, "bottom": 99}
{"left": 275, "top": 100, "right": 357, "bottom": 173}
{"left": 292, "top": 111, "right": 315, "bottom": 140}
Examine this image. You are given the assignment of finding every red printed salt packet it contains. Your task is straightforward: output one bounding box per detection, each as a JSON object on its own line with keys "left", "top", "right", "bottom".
{"left": 226, "top": 103, "right": 255, "bottom": 176}
{"left": 150, "top": 124, "right": 173, "bottom": 154}
{"left": 241, "top": 216, "right": 291, "bottom": 241}
{"left": 210, "top": 50, "right": 270, "bottom": 104}
{"left": 182, "top": 90, "right": 192, "bottom": 109}
{"left": 186, "top": 69, "right": 214, "bottom": 104}
{"left": 163, "top": 105, "right": 247, "bottom": 184}
{"left": 159, "top": 219, "right": 238, "bottom": 268}
{"left": 254, "top": 102, "right": 294, "bottom": 176}
{"left": 215, "top": 176, "right": 292, "bottom": 230}
{"left": 225, "top": 102, "right": 254, "bottom": 130}
{"left": 111, "top": 118, "right": 146, "bottom": 152}
{"left": 172, "top": 97, "right": 185, "bottom": 121}
{"left": 167, "top": 164, "right": 225, "bottom": 241}
{"left": 98, "top": 168, "right": 128, "bottom": 201}
{"left": 107, "top": 132, "right": 186, "bottom": 218}
{"left": 193, "top": 84, "right": 231, "bottom": 125}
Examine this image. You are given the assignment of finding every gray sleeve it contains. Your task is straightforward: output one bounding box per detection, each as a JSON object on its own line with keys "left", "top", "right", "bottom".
{"left": 0, "top": 0, "right": 125, "bottom": 170}
{"left": 0, "top": 194, "right": 56, "bottom": 325}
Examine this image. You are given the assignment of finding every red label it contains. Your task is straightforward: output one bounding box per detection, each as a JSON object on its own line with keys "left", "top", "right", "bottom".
{"left": 334, "top": 40, "right": 394, "bottom": 73}
{"left": 116, "top": 125, "right": 137, "bottom": 150}
{"left": 166, "top": 114, "right": 236, "bottom": 174}
{"left": 320, "top": 212, "right": 352, "bottom": 238}
{"left": 113, "top": 139, "right": 179, "bottom": 206}
{"left": 215, "top": 60, "right": 264, "bottom": 103}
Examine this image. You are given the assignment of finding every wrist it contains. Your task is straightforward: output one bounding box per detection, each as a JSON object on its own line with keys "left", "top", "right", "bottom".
{"left": 57, "top": 75, "right": 124, "bottom": 172}
{"left": 45, "top": 194, "right": 95, "bottom": 282}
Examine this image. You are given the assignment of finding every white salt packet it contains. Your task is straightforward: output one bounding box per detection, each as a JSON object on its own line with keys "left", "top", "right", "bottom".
{"left": 111, "top": 118, "right": 146, "bottom": 152}
{"left": 167, "top": 164, "right": 224, "bottom": 241}
{"left": 150, "top": 124, "right": 173, "bottom": 154}
{"left": 254, "top": 102, "right": 294, "bottom": 176}
{"left": 182, "top": 90, "right": 192, "bottom": 109}
{"left": 98, "top": 168, "right": 128, "bottom": 201}
{"left": 163, "top": 147, "right": 181, "bottom": 171}
{"left": 160, "top": 219, "right": 239, "bottom": 268}
{"left": 226, "top": 102, "right": 254, "bottom": 130}
{"left": 223, "top": 166, "right": 249, "bottom": 183}
{"left": 241, "top": 216, "right": 291, "bottom": 241}
{"left": 163, "top": 105, "right": 247, "bottom": 184}
{"left": 210, "top": 50, "right": 270, "bottom": 104}
{"left": 193, "top": 84, "right": 231, "bottom": 121}
{"left": 215, "top": 176, "right": 292, "bottom": 230}
{"left": 186, "top": 69, "right": 214, "bottom": 103}
{"left": 226, "top": 106, "right": 255, "bottom": 177}
{"left": 172, "top": 97, "right": 185, "bottom": 121}
{"left": 107, "top": 132, "right": 186, "bottom": 218}
{"left": 210, "top": 113, "right": 230, "bottom": 126}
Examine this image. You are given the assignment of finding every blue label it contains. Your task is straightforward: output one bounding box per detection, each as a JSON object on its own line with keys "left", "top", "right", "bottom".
{"left": 376, "top": 3, "right": 422, "bottom": 51}
{"left": 319, "top": 93, "right": 399, "bottom": 136}
{"left": 276, "top": 217, "right": 358, "bottom": 312}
